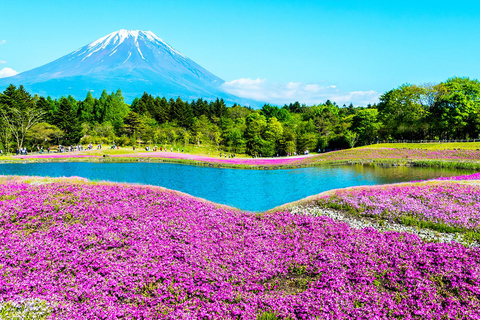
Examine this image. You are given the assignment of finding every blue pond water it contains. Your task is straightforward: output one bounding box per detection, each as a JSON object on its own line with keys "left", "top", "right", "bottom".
{"left": 0, "top": 162, "right": 471, "bottom": 211}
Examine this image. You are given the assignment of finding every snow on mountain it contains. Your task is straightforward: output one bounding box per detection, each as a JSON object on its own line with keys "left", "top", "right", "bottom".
{"left": 0, "top": 30, "right": 256, "bottom": 105}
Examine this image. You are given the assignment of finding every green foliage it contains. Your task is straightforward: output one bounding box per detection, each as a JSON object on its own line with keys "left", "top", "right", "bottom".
{"left": 0, "top": 84, "right": 45, "bottom": 149}
{"left": 2, "top": 75, "right": 480, "bottom": 154}
{"left": 344, "top": 130, "right": 358, "bottom": 148}
{"left": 351, "top": 108, "right": 381, "bottom": 144}
{"left": 26, "top": 122, "right": 63, "bottom": 146}
{"left": 257, "top": 312, "right": 282, "bottom": 320}
{"left": 54, "top": 98, "right": 83, "bottom": 144}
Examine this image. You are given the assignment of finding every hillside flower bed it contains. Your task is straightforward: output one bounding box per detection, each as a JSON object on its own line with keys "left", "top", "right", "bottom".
{"left": 304, "top": 147, "right": 480, "bottom": 164}
{"left": 315, "top": 180, "right": 480, "bottom": 238}
{"left": 0, "top": 178, "right": 480, "bottom": 319}
{"left": 436, "top": 172, "right": 480, "bottom": 181}
{"left": 14, "top": 154, "right": 100, "bottom": 159}
{"left": 110, "top": 152, "right": 308, "bottom": 165}
{"left": 13, "top": 152, "right": 309, "bottom": 166}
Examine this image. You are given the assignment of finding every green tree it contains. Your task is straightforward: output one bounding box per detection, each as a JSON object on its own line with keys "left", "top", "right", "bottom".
{"left": 225, "top": 127, "right": 244, "bottom": 152}
{"left": 104, "top": 90, "right": 130, "bottom": 131}
{"left": 245, "top": 113, "right": 267, "bottom": 155}
{"left": 54, "top": 98, "right": 83, "bottom": 144}
{"left": 263, "top": 117, "right": 283, "bottom": 154}
{"left": 26, "top": 123, "right": 64, "bottom": 147}
{"left": 155, "top": 97, "right": 170, "bottom": 124}
{"left": 344, "top": 129, "right": 359, "bottom": 148}
{"left": 0, "top": 85, "right": 45, "bottom": 149}
{"left": 431, "top": 77, "right": 480, "bottom": 139}
{"left": 123, "top": 111, "right": 143, "bottom": 137}
{"left": 172, "top": 97, "right": 194, "bottom": 128}
{"left": 351, "top": 109, "right": 381, "bottom": 145}
{"left": 377, "top": 84, "right": 429, "bottom": 139}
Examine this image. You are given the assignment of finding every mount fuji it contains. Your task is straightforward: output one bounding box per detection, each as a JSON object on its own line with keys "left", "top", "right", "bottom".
{"left": 0, "top": 29, "right": 255, "bottom": 105}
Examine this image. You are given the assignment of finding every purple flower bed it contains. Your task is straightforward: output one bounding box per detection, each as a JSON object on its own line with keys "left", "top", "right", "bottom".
{"left": 15, "top": 154, "right": 100, "bottom": 159}
{"left": 437, "top": 172, "right": 480, "bottom": 180}
{"left": 110, "top": 151, "right": 307, "bottom": 165}
{"left": 14, "top": 152, "right": 308, "bottom": 166}
{"left": 1, "top": 179, "right": 479, "bottom": 319}
{"left": 305, "top": 147, "right": 480, "bottom": 163}
{"left": 317, "top": 182, "right": 480, "bottom": 231}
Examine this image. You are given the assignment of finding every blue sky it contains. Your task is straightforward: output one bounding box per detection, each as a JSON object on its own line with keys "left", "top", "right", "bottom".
{"left": 1, "top": 0, "right": 479, "bottom": 106}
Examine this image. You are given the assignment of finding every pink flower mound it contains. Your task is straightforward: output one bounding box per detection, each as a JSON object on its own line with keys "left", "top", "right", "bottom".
{"left": 15, "top": 154, "right": 100, "bottom": 159}
{"left": 14, "top": 151, "right": 309, "bottom": 165}
{"left": 306, "top": 147, "right": 480, "bottom": 162}
{"left": 1, "top": 181, "right": 479, "bottom": 319}
{"left": 319, "top": 183, "right": 480, "bottom": 230}
{"left": 111, "top": 152, "right": 306, "bottom": 165}
{"left": 437, "top": 172, "right": 480, "bottom": 181}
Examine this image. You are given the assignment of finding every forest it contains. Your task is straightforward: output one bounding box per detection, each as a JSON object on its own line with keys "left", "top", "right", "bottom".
{"left": 0, "top": 76, "right": 479, "bottom": 156}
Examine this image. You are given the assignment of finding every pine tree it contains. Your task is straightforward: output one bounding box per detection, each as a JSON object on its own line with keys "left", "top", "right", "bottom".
{"left": 55, "top": 98, "right": 83, "bottom": 144}
{"left": 104, "top": 90, "right": 130, "bottom": 130}
{"left": 124, "top": 111, "right": 142, "bottom": 136}
{"left": 78, "top": 91, "right": 96, "bottom": 123}
{"left": 172, "top": 97, "right": 194, "bottom": 128}
{"left": 135, "top": 92, "right": 155, "bottom": 117}
{"left": 93, "top": 90, "right": 109, "bottom": 123}
{"left": 155, "top": 97, "right": 170, "bottom": 124}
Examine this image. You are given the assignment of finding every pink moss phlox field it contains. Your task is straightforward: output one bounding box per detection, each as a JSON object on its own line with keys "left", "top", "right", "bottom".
{"left": 13, "top": 152, "right": 308, "bottom": 165}
{"left": 305, "top": 147, "right": 480, "bottom": 163}
{"left": 1, "top": 180, "right": 480, "bottom": 319}
{"left": 436, "top": 172, "right": 480, "bottom": 180}
{"left": 15, "top": 154, "right": 101, "bottom": 159}
{"left": 109, "top": 152, "right": 308, "bottom": 165}
{"left": 318, "top": 182, "right": 480, "bottom": 231}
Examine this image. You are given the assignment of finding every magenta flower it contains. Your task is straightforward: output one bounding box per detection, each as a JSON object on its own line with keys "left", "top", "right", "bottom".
{"left": 0, "top": 177, "right": 479, "bottom": 319}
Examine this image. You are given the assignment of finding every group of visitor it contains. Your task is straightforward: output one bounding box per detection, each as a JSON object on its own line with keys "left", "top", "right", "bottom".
{"left": 142, "top": 146, "right": 186, "bottom": 153}
{"left": 34, "top": 145, "right": 49, "bottom": 154}
{"left": 15, "top": 148, "right": 29, "bottom": 155}
{"left": 85, "top": 144, "right": 96, "bottom": 150}
{"left": 56, "top": 145, "right": 84, "bottom": 153}
{"left": 220, "top": 153, "right": 236, "bottom": 158}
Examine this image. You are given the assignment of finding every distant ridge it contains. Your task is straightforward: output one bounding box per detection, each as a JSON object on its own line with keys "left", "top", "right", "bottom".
{"left": 0, "top": 29, "right": 257, "bottom": 105}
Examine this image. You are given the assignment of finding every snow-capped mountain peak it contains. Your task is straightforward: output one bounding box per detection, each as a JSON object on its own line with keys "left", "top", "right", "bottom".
{"left": 84, "top": 29, "right": 185, "bottom": 61}
{"left": 0, "top": 29, "right": 255, "bottom": 106}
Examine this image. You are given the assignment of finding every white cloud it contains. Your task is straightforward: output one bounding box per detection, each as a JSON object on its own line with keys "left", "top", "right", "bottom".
{"left": 0, "top": 40, "right": 6, "bottom": 45}
{"left": 0, "top": 67, "right": 19, "bottom": 78}
{"left": 0, "top": 60, "right": 6, "bottom": 64}
{"left": 221, "top": 78, "right": 380, "bottom": 106}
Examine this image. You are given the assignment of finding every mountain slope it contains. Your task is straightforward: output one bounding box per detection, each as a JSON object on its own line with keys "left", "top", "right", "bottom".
{"left": 0, "top": 30, "right": 254, "bottom": 105}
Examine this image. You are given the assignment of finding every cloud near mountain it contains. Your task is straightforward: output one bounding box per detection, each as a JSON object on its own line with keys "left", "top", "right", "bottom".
{"left": 0, "top": 67, "right": 18, "bottom": 78}
{"left": 221, "top": 78, "right": 379, "bottom": 106}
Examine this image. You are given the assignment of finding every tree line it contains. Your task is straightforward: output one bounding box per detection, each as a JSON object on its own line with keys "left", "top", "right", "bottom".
{"left": 0, "top": 76, "right": 479, "bottom": 156}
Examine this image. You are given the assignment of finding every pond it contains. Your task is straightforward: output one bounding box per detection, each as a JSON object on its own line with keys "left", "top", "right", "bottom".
{"left": 0, "top": 162, "right": 473, "bottom": 211}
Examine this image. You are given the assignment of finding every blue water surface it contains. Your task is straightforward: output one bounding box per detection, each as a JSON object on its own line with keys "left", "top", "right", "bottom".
{"left": 0, "top": 162, "right": 471, "bottom": 211}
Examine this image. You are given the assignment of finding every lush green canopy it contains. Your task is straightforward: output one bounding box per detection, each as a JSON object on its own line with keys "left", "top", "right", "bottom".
{"left": 1, "top": 77, "right": 480, "bottom": 154}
